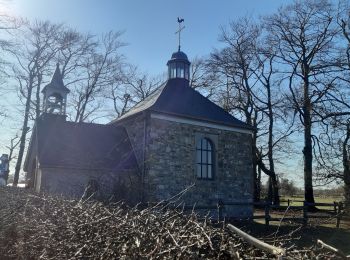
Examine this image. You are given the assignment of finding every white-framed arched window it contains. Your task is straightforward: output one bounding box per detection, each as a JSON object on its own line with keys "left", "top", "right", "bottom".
{"left": 196, "top": 137, "right": 214, "bottom": 179}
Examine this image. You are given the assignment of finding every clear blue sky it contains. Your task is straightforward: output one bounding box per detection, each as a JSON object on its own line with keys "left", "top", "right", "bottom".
{"left": 5, "top": 0, "right": 294, "bottom": 75}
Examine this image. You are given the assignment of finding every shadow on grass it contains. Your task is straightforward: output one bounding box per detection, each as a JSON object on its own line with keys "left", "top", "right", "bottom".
{"left": 232, "top": 220, "right": 350, "bottom": 255}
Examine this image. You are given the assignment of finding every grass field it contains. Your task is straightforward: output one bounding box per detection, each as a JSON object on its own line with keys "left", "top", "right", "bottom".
{"left": 281, "top": 195, "right": 343, "bottom": 203}
{"left": 252, "top": 195, "right": 350, "bottom": 254}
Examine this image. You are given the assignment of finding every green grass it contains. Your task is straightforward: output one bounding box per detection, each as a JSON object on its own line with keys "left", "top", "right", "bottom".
{"left": 251, "top": 196, "right": 350, "bottom": 254}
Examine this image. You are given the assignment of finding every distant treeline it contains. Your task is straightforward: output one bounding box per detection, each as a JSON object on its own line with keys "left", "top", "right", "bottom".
{"left": 261, "top": 178, "right": 344, "bottom": 198}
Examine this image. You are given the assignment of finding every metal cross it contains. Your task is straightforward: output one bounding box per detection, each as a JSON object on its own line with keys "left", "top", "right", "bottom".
{"left": 175, "top": 17, "right": 185, "bottom": 51}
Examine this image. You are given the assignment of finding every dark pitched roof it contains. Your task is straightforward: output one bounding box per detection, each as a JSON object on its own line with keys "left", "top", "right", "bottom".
{"left": 113, "top": 78, "right": 253, "bottom": 130}
{"left": 24, "top": 114, "right": 138, "bottom": 171}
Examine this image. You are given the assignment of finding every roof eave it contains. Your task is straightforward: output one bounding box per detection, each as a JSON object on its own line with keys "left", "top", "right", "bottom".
{"left": 150, "top": 110, "right": 255, "bottom": 132}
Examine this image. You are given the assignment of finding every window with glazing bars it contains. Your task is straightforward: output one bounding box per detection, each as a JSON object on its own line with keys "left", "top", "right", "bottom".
{"left": 196, "top": 138, "right": 214, "bottom": 179}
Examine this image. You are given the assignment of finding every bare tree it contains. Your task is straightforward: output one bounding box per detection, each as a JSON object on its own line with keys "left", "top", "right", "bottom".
{"left": 264, "top": 0, "right": 339, "bottom": 203}
{"left": 209, "top": 18, "right": 259, "bottom": 125}
{"left": 7, "top": 22, "right": 127, "bottom": 185}
{"left": 312, "top": 6, "right": 350, "bottom": 212}
{"left": 0, "top": 14, "right": 21, "bottom": 70}
{"left": 252, "top": 50, "right": 289, "bottom": 205}
{"left": 108, "top": 64, "right": 164, "bottom": 118}
{"left": 342, "top": 123, "right": 350, "bottom": 214}
{"left": 208, "top": 18, "right": 262, "bottom": 200}
{"left": 207, "top": 17, "right": 290, "bottom": 204}
{"left": 321, "top": 121, "right": 350, "bottom": 213}
{"left": 0, "top": 14, "right": 22, "bottom": 119}
{"left": 69, "top": 31, "right": 125, "bottom": 122}
{"left": 335, "top": 5, "right": 350, "bottom": 213}
{"left": 11, "top": 21, "right": 63, "bottom": 186}
{"left": 189, "top": 57, "right": 217, "bottom": 98}
{"left": 5, "top": 133, "right": 20, "bottom": 181}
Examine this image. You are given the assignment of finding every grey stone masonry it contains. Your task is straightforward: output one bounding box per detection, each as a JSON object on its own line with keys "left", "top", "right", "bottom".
{"left": 119, "top": 113, "right": 254, "bottom": 218}
{"left": 38, "top": 167, "right": 141, "bottom": 203}
{"left": 116, "top": 113, "right": 146, "bottom": 172}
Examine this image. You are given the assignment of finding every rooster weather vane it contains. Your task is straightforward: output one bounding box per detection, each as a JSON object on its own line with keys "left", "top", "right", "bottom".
{"left": 175, "top": 17, "right": 185, "bottom": 51}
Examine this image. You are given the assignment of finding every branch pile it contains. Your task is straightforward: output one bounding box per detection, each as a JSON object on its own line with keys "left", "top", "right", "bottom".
{"left": 0, "top": 187, "right": 344, "bottom": 259}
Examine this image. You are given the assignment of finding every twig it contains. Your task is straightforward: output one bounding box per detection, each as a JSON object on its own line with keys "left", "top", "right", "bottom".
{"left": 273, "top": 205, "right": 291, "bottom": 244}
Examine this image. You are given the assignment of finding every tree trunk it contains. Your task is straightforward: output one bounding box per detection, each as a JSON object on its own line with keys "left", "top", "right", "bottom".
{"left": 268, "top": 175, "right": 280, "bottom": 205}
{"left": 254, "top": 163, "right": 261, "bottom": 202}
{"left": 343, "top": 124, "right": 350, "bottom": 215}
{"left": 266, "top": 80, "right": 280, "bottom": 205}
{"left": 304, "top": 121, "right": 315, "bottom": 203}
{"left": 251, "top": 123, "right": 260, "bottom": 202}
{"left": 253, "top": 153, "right": 260, "bottom": 202}
{"left": 344, "top": 175, "right": 350, "bottom": 216}
{"left": 302, "top": 63, "right": 315, "bottom": 204}
{"left": 13, "top": 78, "right": 33, "bottom": 186}
{"left": 268, "top": 177, "right": 272, "bottom": 201}
{"left": 257, "top": 165, "right": 261, "bottom": 200}
{"left": 256, "top": 152, "right": 279, "bottom": 204}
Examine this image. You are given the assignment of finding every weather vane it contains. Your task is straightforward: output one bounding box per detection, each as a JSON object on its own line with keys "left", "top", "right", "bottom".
{"left": 175, "top": 17, "right": 185, "bottom": 51}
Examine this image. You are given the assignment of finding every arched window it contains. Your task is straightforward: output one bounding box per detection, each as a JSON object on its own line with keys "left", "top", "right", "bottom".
{"left": 196, "top": 138, "right": 214, "bottom": 179}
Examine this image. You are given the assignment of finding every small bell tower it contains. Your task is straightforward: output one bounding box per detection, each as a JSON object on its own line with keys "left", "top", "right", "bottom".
{"left": 42, "top": 64, "right": 70, "bottom": 115}
{"left": 167, "top": 18, "right": 191, "bottom": 82}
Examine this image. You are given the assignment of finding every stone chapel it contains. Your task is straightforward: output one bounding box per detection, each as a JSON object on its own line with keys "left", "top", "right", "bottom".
{"left": 24, "top": 48, "right": 255, "bottom": 217}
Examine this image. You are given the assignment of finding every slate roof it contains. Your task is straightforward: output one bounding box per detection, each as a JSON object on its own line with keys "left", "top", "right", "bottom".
{"left": 24, "top": 114, "right": 138, "bottom": 171}
{"left": 113, "top": 78, "right": 253, "bottom": 130}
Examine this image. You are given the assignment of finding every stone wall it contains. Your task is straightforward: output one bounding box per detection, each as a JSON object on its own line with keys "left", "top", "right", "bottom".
{"left": 115, "top": 113, "right": 146, "bottom": 172}
{"left": 39, "top": 167, "right": 102, "bottom": 198}
{"left": 39, "top": 167, "right": 141, "bottom": 203}
{"left": 145, "top": 116, "right": 254, "bottom": 218}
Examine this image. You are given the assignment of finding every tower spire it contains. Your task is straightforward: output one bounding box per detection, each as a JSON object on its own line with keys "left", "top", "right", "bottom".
{"left": 41, "top": 63, "right": 70, "bottom": 115}
{"left": 175, "top": 17, "right": 185, "bottom": 51}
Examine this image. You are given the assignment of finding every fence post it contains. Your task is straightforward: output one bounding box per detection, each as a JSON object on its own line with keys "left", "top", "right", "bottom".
{"left": 336, "top": 202, "right": 343, "bottom": 228}
{"left": 287, "top": 199, "right": 290, "bottom": 206}
{"left": 265, "top": 202, "right": 270, "bottom": 228}
{"left": 303, "top": 201, "right": 308, "bottom": 226}
{"left": 334, "top": 201, "right": 337, "bottom": 214}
